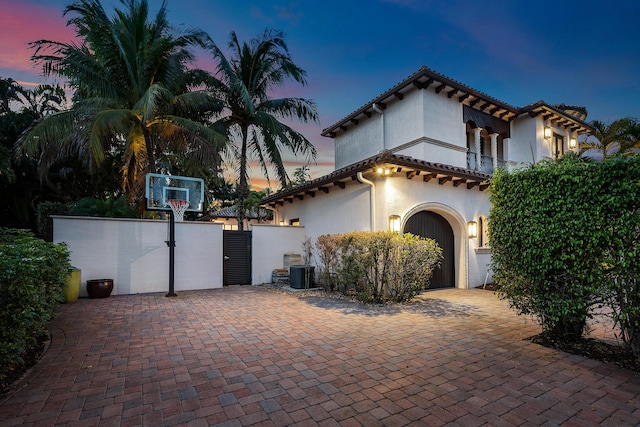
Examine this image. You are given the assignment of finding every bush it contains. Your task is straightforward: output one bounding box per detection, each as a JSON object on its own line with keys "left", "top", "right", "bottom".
{"left": 0, "top": 228, "right": 71, "bottom": 384}
{"left": 36, "top": 201, "right": 69, "bottom": 241}
{"left": 595, "top": 155, "right": 640, "bottom": 356}
{"left": 315, "top": 231, "right": 442, "bottom": 303}
{"left": 490, "top": 153, "right": 640, "bottom": 348}
{"left": 314, "top": 234, "right": 342, "bottom": 292}
{"left": 490, "top": 155, "right": 604, "bottom": 342}
{"left": 68, "top": 196, "right": 138, "bottom": 218}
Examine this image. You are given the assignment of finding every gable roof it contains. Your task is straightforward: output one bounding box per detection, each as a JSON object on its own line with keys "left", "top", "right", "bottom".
{"left": 261, "top": 151, "right": 492, "bottom": 207}
{"left": 321, "top": 66, "right": 593, "bottom": 138}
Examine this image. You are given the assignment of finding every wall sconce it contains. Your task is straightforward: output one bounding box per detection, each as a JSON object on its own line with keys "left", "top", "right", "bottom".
{"left": 279, "top": 219, "right": 284, "bottom": 226}
{"left": 544, "top": 126, "right": 552, "bottom": 139}
{"left": 467, "top": 221, "right": 478, "bottom": 238}
{"left": 569, "top": 137, "right": 577, "bottom": 149}
{"left": 389, "top": 215, "right": 401, "bottom": 232}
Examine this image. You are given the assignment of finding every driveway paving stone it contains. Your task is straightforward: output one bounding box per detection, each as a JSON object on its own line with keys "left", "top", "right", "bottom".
{"left": 1, "top": 286, "right": 639, "bottom": 426}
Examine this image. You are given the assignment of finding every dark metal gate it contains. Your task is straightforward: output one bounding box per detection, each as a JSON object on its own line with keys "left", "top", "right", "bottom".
{"left": 223, "top": 230, "right": 252, "bottom": 285}
{"left": 404, "top": 211, "right": 455, "bottom": 288}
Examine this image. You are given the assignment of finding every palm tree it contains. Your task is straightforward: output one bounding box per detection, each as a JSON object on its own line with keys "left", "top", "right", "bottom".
{"left": 15, "top": 83, "right": 67, "bottom": 120}
{"left": 207, "top": 29, "right": 318, "bottom": 230}
{"left": 16, "top": 0, "right": 225, "bottom": 204}
{"left": 0, "top": 77, "right": 21, "bottom": 114}
{"left": 626, "top": 118, "right": 640, "bottom": 153}
{"left": 579, "top": 118, "right": 637, "bottom": 159}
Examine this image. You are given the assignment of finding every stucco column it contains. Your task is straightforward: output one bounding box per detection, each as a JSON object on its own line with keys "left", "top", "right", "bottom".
{"left": 490, "top": 133, "right": 499, "bottom": 170}
{"left": 473, "top": 127, "right": 482, "bottom": 170}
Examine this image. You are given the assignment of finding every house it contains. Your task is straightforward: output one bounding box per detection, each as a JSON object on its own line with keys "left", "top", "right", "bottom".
{"left": 261, "top": 66, "right": 593, "bottom": 289}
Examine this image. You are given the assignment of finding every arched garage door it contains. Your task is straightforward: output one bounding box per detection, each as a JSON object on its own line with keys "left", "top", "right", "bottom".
{"left": 404, "top": 211, "right": 455, "bottom": 288}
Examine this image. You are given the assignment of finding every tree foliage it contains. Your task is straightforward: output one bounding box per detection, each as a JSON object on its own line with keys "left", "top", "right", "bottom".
{"left": 17, "top": 0, "right": 225, "bottom": 205}
{"left": 0, "top": 229, "right": 71, "bottom": 383}
{"left": 207, "top": 28, "right": 318, "bottom": 229}
{"left": 490, "top": 153, "right": 640, "bottom": 350}
{"left": 580, "top": 117, "right": 639, "bottom": 158}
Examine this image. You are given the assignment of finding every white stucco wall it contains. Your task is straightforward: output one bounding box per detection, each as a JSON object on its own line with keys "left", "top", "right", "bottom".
{"left": 272, "top": 175, "right": 492, "bottom": 288}
{"left": 277, "top": 183, "right": 372, "bottom": 238}
{"left": 53, "top": 216, "right": 223, "bottom": 296}
{"left": 251, "top": 224, "right": 307, "bottom": 285}
{"left": 423, "top": 89, "right": 466, "bottom": 148}
{"left": 383, "top": 90, "right": 424, "bottom": 148}
{"left": 334, "top": 88, "right": 470, "bottom": 170}
{"left": 334, "top": 115, "right": 383, "bottom": 169}
{"left": 509, "top": 115, "right": 539, "bottom": 166}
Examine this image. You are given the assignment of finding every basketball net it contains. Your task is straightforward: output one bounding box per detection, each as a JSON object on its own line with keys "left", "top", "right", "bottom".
{"left": 168, "top": 199, "right": 189, "bottom": 222}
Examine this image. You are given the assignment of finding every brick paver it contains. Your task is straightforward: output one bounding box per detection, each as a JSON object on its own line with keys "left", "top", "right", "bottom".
{"left": 1, "top": 287, "right": 640, "bottom": 426}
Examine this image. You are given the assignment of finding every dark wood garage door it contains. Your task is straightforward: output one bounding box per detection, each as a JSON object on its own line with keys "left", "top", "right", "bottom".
{"left": 403, "top": 211, "right": 455, "bottom": 288}
{"left": 223, "top": 231, "right": 252, "bottom": 285}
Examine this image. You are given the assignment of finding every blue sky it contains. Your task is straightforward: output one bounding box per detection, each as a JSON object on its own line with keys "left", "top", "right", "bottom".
{"left": 1, "top": 0, "right": 639, "bottom": 186}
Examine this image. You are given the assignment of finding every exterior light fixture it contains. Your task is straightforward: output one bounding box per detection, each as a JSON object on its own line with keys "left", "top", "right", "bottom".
{"left": 375, "top": 166, "right": 393, "bottom": 176}
{"left": 376, "top": 167, "right": 384, "bottom": 175}
{"left": 389, "top": 215, "right": 401, "bottom": 232}
{"left": 467, "top": 221, "right": 478, "bottom": 238}
{"left": 544, "top": 126, "right": 552, "bottom": 139}
{"left": 279, "top": 219, "right": 284, "bottom": 226}
{"left": 569, "top": 137, "right": 577, "bottom": 149}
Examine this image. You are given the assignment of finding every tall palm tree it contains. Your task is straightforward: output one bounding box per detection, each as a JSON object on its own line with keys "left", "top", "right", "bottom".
{"left": 207, "top": 29, "right": 318, "bottom": 230}
{"left": 579, "top": 118, "right": 637, "bottom": 159}
{"left": 16, "top": 0, "right": 225, "bottom": 204}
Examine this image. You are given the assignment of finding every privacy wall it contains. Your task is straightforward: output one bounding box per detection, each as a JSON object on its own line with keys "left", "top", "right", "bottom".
{"left": 53, "top": 216, "right": 307, "bottom": 295}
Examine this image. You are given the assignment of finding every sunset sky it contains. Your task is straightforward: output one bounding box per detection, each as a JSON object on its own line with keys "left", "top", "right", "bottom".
{"left": 1, "top": 0, "right": 639, "bottom": 190}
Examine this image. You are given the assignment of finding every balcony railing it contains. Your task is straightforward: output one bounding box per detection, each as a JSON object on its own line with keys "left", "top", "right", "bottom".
{"left": 467, "top": 153, "right": 506, "bottom": 174}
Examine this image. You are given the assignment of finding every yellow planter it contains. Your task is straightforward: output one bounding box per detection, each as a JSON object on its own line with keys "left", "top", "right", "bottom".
{"left": 64, "top": 269, "right": 81, "bottom": 303}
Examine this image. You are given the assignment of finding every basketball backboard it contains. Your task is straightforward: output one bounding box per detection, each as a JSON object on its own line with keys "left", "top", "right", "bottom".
{"left": 145, "top": 173, "right": 205, "bottom": 213}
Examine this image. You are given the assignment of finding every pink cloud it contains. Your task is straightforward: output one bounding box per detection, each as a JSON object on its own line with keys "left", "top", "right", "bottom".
{"left": 0, "top": 2, "right": 75, "bottom": 72}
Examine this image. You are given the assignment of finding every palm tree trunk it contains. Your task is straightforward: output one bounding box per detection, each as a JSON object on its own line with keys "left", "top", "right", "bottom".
{"left": 237, "top": 126, "right": 249, "bottom": 231}
{"left": 143, "top": 127, "right": 156, "bottom": 174}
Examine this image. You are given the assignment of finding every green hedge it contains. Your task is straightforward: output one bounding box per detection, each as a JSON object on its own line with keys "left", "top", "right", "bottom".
{"left": 0, "top": 228, "right": 71, "bottom": 383}
{"left": 315, "top": 231, "right": 442, "bottom": 303}
{"left": 490, "top": 153, "right": 640, "bottom": 350}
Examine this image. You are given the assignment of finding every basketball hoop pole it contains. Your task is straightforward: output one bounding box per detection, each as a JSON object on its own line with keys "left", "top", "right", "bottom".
{"left": 166, "top": 209, "right": 177, "bottom": 297}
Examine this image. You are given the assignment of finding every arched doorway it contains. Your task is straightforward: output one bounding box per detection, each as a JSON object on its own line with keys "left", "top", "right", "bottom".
{"left": 404, "top": 211, "right": 455, "bottom": 288}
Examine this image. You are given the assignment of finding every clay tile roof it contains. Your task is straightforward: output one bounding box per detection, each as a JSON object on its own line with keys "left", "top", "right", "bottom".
{"left": 261, "top": 151, "right": 491, "bottom": 206}
{"left": 321, "top": 66, "right": 593, "bottom": 137}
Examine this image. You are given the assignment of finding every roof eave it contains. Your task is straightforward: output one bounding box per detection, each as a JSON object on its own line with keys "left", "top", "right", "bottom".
{"left": 321, "top": 66, "right": 519, "bottom": 138}
{"left": 261, "top": 152, "right": 492, "bottom": 206}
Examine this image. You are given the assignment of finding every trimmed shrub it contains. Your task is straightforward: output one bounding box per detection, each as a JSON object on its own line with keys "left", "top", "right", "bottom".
{"left": 595, "top": 155, "right": 640, "bottom": 356}
{"left": 490, "top": 155, "right": 604, "bottom": 342}
{"left": 315, "top": 231, "right": 442, "bottom": 303}
{"left": 489, "top": 153, "right": 640, "bottom": 348}
{"left": 0, "top": 228, "right": 71, "bottom": 383}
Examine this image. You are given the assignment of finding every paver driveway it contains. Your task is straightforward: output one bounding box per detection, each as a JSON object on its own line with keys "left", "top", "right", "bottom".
{"left": 1, "top": 287, "right": 640, "bottom": 426}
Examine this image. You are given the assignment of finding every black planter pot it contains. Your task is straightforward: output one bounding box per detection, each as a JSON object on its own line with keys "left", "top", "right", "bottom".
{"left": 86, "top": 279, "right": 114, "bottom": 298}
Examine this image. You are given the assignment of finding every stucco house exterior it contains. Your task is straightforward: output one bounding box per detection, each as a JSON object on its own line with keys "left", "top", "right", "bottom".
{"left": 261, "top": 66, "right": 593, "bottom": 289}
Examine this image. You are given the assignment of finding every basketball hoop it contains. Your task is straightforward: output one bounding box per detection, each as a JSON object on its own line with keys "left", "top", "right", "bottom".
{"left": 167, "top": 199, "right": 189, "bottom": 222}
